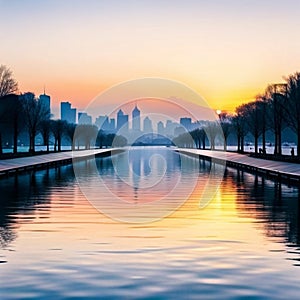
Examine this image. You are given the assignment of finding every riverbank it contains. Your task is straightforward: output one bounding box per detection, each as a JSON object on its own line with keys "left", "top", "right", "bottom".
{"left": 0, "top": 148, "right": 123, "bottom": 177}
{"left": 178, "top": 148, "right": 300, "bottom": 185}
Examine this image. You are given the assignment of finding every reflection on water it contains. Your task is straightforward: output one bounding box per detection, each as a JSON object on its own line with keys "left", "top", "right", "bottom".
{"left": 0, "top": 147, "right": 300, "bottom": 299}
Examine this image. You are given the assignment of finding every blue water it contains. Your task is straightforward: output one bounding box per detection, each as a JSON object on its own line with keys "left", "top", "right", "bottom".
{"left": 0, "top": 147, "right": 300, "bottom": 299}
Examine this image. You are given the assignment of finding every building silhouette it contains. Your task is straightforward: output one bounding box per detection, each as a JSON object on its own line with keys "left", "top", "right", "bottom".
{"left": 96, "top": 115, "right": 109, "bottom": 130}
{"left": 61, "top": 101, "right": 76, "bottom": 124}
{"left": 157, "top": 121, "right": 164, "bottom": 135}
{"left": 132, "top": 105, "right": 141, "bottom": 131}
{"left": 39, "top": 92, "right": 51, "bottom": 117}
{"left": 110, "top": 118, "right": 116, "bottom": 132}
{"left": 180, "top": 117, "right": 192, "bottom": 131}
{"left": 143, "top": 116, "right": 153, "bottom": 133}
{"left": 78, "top": 112, "right": 92, "bottom": 125}
{"left": 117, "top": 109, "right": 129, "bottom": 132}
{"left": 95, "top": 115, "right": 116, "bottom": 133}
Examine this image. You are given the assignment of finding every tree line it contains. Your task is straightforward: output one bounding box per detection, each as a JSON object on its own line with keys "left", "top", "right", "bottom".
{"left": 0, "top": 65, "right": 127, "bottom": 155}
{"left": 174, "top": 72, "right": 300, "bottom": 157}
{"left": 1, "top": 64, "right": 300, "bottom": 156}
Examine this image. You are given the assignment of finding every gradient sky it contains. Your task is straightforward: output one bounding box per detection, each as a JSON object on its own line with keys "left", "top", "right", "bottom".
{"left": 1, "top": 0, "right": 300, "bottom": 117}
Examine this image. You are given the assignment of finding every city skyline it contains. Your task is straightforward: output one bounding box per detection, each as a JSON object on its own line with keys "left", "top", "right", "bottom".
{"left": 2, "top": 1, "right": 300, "bottom": 113}
{"left": 59, "top": 99, "right": 199, "bottom": 136}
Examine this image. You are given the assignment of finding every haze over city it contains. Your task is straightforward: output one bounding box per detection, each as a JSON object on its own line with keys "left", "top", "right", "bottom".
{"left": 2, "top": 0, "right": 300, "bottom": 116}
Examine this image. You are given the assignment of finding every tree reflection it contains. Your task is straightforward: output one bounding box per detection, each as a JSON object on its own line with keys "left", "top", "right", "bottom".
{"left": 0, "top": 164, "right": 75, "bottom": 248}
{"left": 224, "top": 167, "right": 300, "bottom": 255}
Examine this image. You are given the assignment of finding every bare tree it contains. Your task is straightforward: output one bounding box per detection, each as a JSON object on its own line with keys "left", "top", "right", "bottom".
{"left": 39, "top": 119, "right": 52, "bottom": 152}
{"left": 0, "top": 65, "right": 18, "bottom": 97}
{"left": 285, "top": 72, "right": 300, "bottom": 157}
{"left": 20, "top": 92, "right": 50, "bottom": 153}
{"left": 219, "top": 112, "right": 232, "bottom": 151}
{"left": 205, "top": 121, "right": 219, "bottom": 150}
{"left": 238, "top": 101, "right": 264, "bottom": 154}
{"left": 233, "top": 108, "right": 248, "bottom": 153}
{"left": 74, "top": 125, "right": 98, "bottom": 150}
{"left": 50, "top": 120, "right": 67, "bottom": 152}
{"left": 265, "top": 84, "right": 287, "bottom": 155}
{"left": 0, "top": 94, "right": 24, "bottom": 155}
{"left": 65, "top": 123, "right": 77, "bottom": 151}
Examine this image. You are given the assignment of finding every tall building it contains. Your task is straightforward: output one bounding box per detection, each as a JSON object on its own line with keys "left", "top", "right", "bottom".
{"left": 96, "top": 115, "right": 109, "bottom": 130}
{"left": 165, "top": 120, "right": 179, "bottom": 137}
{"left": 61, "top": 101, "right": 76, "bottom": 124}
{"left": 132, "top": 105, "right": 141, "bottom": 131}
{"left": 117, "top": 109, "right": 129, "bottom": 132}
{"left": 180, "top": 117, "right": 192, "bottom": 131}
{"left": 157, "top": 121, "right": 164, "bottom": 135}
{"left": 39, "top": 92, "right": 51, "bottom": 117}
{"left": 109, "top": 118, "right": 116, "bottom": 132}
{"left": 143, "top": 117, "right": 153, "bottom": 133}
{"left": 78, "top": 112, "right": 92, "bottom": 125}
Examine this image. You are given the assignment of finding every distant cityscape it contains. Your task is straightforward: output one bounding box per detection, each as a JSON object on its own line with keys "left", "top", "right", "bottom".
{"left": 43, "top": 96, "right": 205, "bottom": 138}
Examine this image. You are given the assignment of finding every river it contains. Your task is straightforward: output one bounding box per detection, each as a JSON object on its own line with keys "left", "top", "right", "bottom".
{"left": 0, "top": 147, "right": 300, "bottom": 299}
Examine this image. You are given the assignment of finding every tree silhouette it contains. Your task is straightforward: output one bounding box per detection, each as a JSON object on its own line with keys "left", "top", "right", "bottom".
{"left": 233, "top": 107, "right": 248, "bottom": 153}
{"left": 0, "top": 65, "right": 18, "bottom": 97}
{"left": 205, "top": 121, "right": 219, "bottom": 150}
{"left": 20, "top": 92, "right": 50, "bottom": 153}
{"left": 285, "top": 72, "right": 300, "bottom": 157}
{"left": 219, "top": 112, "right": 232, "bottom": 151}
{"left": 50, "top": 120, "right": 67, "bottom": 152}
{"left": 40, "top": 119, "right": 52, "bottom": 152}
{"left": 0, "top": 94, "right": 23, "bottom": 155}
{"left": 65, "top": 123, "right": 77, "bottom": 151}
{"left": 265, "top": 84, "right": 287, "bottom": 155}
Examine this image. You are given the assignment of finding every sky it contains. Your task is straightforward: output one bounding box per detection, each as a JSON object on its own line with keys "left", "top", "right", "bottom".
{"left": 1, "top": 0, "right": 300, "bottom": 117}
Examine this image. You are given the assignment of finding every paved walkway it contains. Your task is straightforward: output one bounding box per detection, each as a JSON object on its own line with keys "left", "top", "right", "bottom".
{"left": 1, "top": 147, "right": 300, "bottom": 183}
{"left": 0, "top": 149, "right": 120, "bottom": 175}
{"left": 178, "top": 148, "right": 300, "bottom": 183}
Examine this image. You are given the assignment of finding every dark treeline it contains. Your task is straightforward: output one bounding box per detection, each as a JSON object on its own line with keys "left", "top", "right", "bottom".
{"left": 0, "top": 65, "right": 127, "bottom": 156}
{"left": 1, "top": 64, "right": 300, "bottom": 157}
{"left": 0, "top": 92, "right": 127, "bottom": 155}
{"left": 174, "top": 72, "right": 300, "bottom": 157}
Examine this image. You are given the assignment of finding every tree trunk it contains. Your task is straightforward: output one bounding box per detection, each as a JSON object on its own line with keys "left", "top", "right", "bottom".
{"left": 13, "top": 117, "right": 18, "bottom": 154}
{"left": 298, "top": 127, "right": 300, "bottom": 158}
{"left": 237, "top": 134, "right": 240, "bottom": 152}
{"left": 254, "top": 132, "right": 258, "bottom": 154}
{"left": 274, "top": 127, "right": 278, "bottom": 155}
{"left": 278, "top": 126, "right": 282, "bottom": 156}
{"left": 29, "top": 131, "right": 35, "bottom": 153}
{"left": 58, "top": 136, "right": 61, "bottom": 152}
{"left": 241, "top": 135, "right": 244, "bottom": 153}
{"left": 0, "top": 132, "right": 2, "bottom": 155}
{"left": 262, "top": 127, "right": 266, "bottom": 154}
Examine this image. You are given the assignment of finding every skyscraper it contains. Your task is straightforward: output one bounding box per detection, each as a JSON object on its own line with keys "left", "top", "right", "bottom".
{"left": 143, "top": 116, "right": 153, "bottom": 133}
{"left": 117, "top": 109, "right": 129, "bottom": 132}
{"left": 157, "top": 121, "right": 164, "bottom": 135}
{"left": 39, "top": 92, "right": 51, "bottom": 117}
{"left": 180, "top": 117, "right": 192, "bottom": 131}
{"left": 132, "top": 105, "right": 141, "bottom": 131}
{"left": 61, "top": 102, "right": 76, "bottom": 124}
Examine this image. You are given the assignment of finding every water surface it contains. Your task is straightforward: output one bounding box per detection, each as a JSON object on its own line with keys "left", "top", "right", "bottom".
{"left": 0, "top": 147, "right": 300, "bottom": 299}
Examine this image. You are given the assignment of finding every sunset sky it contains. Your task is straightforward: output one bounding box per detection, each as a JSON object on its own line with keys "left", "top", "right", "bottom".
{"left": 1, "top": 0, "right": 300, "bottom": 117}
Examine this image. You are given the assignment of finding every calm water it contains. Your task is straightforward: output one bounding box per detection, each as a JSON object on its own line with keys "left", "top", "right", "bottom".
{"left": 0, "top": 147, "right": 300, "bottom": 299}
